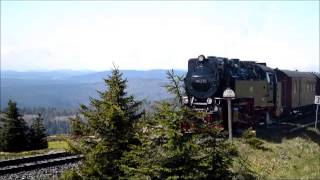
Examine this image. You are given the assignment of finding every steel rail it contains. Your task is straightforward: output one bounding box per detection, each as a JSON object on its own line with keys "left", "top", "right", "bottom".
{"left": 0, "top": 152, "right": 83, "bottom": 175}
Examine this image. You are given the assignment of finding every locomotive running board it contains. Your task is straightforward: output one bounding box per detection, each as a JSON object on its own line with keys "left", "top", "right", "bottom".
{"left": 191, "top": 98, "right": 224, "bottom": 106}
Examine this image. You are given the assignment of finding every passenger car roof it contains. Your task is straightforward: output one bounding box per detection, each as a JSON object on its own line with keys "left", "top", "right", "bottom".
{"left": 279, "top": 70, "right": 315, "bottom": 79}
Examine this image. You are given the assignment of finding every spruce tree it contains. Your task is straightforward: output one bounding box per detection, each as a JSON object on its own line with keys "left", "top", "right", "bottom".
{"left": 0, "top": 100, "right": 29, "bottom": 152}
{"left": 0, "top": 116, "right": 4, "bottom": 150}
{"left": 122, "top": 102, "right": 236, "bottom": 179}
{"left": 65, "top": 66, "right": 142, "bottom": 179}
{"left": 30, "top": 113, "right": 48, "bottom": 150}
{"left": 121, "top": 70, "right": 236, "bottom": 179}
{"left": 164, "top": 69, "right": 185, "bottom": 105}
{"left": 69, "top": 114, "right": 87, "bottom": 137}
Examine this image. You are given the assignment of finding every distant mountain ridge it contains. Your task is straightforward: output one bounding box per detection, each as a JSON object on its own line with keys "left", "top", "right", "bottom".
{"left": 1, "top": 70, "right": 186, "bottom": 109}
{"left": 1, "top": 70, "right": 95, "bottom": 80}
{"left": 1, "top": 69, "right": 185, "bottom": 80}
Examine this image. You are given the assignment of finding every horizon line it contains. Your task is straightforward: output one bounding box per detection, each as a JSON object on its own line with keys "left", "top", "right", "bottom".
{"left": 0, "top": 68, "right": 188, "bottom": 72}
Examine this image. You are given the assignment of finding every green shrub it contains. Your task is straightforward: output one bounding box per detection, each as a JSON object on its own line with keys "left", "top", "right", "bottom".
{"left": 241, "top": 128, "right": 269, "bottom": 151}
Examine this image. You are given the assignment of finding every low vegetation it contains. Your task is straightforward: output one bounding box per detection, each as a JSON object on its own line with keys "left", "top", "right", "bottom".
{"left": 48, "top": 140, "right": 69, "bottom": 150}
{"left": 232, "top": 127, "right": 320, "bottom": 179}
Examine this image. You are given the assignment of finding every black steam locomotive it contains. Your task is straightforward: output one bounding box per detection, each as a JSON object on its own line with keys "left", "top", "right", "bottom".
{"left": 183, "top": 55, "right": 319, "bottom": 128}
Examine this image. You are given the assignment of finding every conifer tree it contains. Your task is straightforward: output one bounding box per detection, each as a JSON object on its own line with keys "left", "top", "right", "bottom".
{"left": 121, "top": 70, "right": 236, "bottom": 179}
{"left": 65, "top": 66, "right": 142, "bottom": 179}
{"left": 69, "top": 114, "right": 87, "bottom": 137}
{"left": 122, "top": 102, "right": 236, "bottom": 179}
{"left": 0, "top": 100, "right": 29, "bottom": 152}
{"left": 0, "top": 116, "right": 4, "bottom": 150}
{"left": 30, "top": 113, "right": 48, "bottom": 150}
{"left": 164, "top": 69, "right": 185, "bottom": 104}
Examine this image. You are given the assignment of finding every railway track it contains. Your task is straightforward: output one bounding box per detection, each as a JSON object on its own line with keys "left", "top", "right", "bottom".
{"left": 0, "top": 151, "right": 83, "bottom": 175}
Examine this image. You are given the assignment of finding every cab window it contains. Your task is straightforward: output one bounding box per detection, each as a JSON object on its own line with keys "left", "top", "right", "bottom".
{"left": 266, "top": 72, "right": 275, "bottom": 85}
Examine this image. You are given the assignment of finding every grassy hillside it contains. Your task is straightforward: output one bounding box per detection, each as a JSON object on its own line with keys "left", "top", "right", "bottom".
{"left": 232, "top": 127, "right": 320, "bottom": 179}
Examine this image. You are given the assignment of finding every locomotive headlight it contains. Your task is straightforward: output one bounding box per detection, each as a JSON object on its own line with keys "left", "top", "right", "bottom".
{"left": 198, "top": 55, "right": 205, "bottom": 62}
{"left": 206, "top": 98, "right": 213, "bottom": 104}
{"left": 182, "top": 96, "right": 189, "bottom": 105}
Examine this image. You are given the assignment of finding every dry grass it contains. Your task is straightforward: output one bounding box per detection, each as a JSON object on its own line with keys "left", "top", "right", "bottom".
{"left": 48, "top": 140, "right": 69, "bottom": 150}
{"left": 232, "top": 127, "right": 320, "bottom": 179}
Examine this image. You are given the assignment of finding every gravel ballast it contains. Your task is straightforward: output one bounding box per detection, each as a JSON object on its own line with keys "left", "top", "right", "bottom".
{"left": 0, "top": 162, "right": 81, "bottom": 180}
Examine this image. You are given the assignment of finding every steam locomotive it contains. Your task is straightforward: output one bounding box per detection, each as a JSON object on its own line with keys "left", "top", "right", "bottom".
{"left": 183, "top": 55, "right": 319, "bottom": 128}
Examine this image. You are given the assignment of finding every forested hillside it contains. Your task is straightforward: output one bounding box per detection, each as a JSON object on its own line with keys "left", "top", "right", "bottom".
{"left": 1, "top": 70, "right": 184, "bottom": 134}
{"left": 1, "top": 70, "right": 184, "bottom": 108}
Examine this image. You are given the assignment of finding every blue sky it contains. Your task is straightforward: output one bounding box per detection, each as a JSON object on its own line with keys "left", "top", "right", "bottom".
{"left": 1, "top": 1, "right": 319, "bottom": 71}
